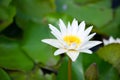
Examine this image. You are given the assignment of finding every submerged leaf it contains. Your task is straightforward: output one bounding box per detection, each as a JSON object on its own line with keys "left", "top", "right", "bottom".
{"left": 85, "top": 63, "right": 99, "bottom": 80}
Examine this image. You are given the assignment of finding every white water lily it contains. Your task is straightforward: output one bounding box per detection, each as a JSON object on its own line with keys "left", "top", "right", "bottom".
{"left": 103, "top": 36, "right": 120, "bottom": 45}
{"left": 41, "top": 19, "right": 102, "bottom": 62}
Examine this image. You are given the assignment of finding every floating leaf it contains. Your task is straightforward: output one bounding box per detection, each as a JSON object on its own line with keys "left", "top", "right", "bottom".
{"left": 74, "top": 0, "right": 101, "bottom": 5}
{"left": 9, "top": 71, "right": 26, "bottom": 80}
{"left": 99, "top": 7, "right": 120, "bottom": 37}
{"left": 82, "top": 53, "right": 120, "bottom": 80}
{"left": 97, "top": 43, "right": 120, "bottom": 74}
{"left": 0, "top": 37, "right": 34, "bottom": 71}
{"left": 9, "top": 67, "right": 54, "bottom": 80}
{"left": 45, "top": 74, "right": 55, "bottom": 80}
{"left": 56, "top": 52, "right": 120, "bottom": 80}
{"left": 56, "top": 0, "right": 112, "bottom": 27}
{"left": 0, "top": 0, "right": 12, "bottom": 6}
{"left": 0, "top": 68, "right": 10, "bottom": 80}
{"left": 0, "top": 5, "right": 16, "bottom": 31}
{"left": 21, "top": 22, "right": 59, "bottom": 65}
{"left": 45, "top": 13, "right": 73, "bottom": 26}
{"left": 28, "top": 68, "right": 44, "bottom": 80}
{"left": 14, "top": 0, "right": 55, "bottom": 25}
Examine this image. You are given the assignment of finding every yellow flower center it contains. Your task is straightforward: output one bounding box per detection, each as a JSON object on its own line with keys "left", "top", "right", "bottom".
{"left": 63, "top": 35, "right": 81, "bottom": 46}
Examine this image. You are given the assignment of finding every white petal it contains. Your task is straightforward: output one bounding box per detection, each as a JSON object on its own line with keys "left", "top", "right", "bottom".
{"left": 71, "top": 18, "right": 78, "bottom": 28}
{"left": 67, "top": 22, "right": 72, "bottom": 35}
{"left": 54, "top": 49, "right": 67, "bottom": 55}
{"left": 103, "top": 36, "right": 120, "bottom": 45}
{"left": 50, "top": 31, "right": 67, "bottom": 47}
{"left": 49, "top": 24, "right": 61, "bottom": 35}
{"left": 59, "top": 19, "right": 67, "bottom": 36}
{"left": 116, "top": 38, "right": 120, "bottom": 43}
{"left": 80, "top": 41, "right": 102, "bottom": 49}
{"left": 68, "top": 43, "right": 77, "bottom": 49}
{"left": 41, "top": 39, "right": 62, "bottom": 48}
{"left": 77, "top": 21, "right": 86, "bottom": 41}
{"left": 84, "top": 26, "right": 93, "bottom": 36}
{"left": 66, "top": 51, "right": 79, "bottom": 62}
{"left": 51, "top": 31, "right": 61, "bottom": 40}
{"left": 49, "top": 24, "right": 61, "bottom": 40}
{"left": 77, "top": 33, "right": 96, "bottom": 47}
{"left": 109, "top": 36, "right": 115, "bottom": 43}
{"left": 71, "top": 18, "right": 78, "bottom": 35}
{"left": 103, "top": 39, "right": 109, "bottom": 45}
{"left": 78, "top": 21, "right": 85, "bottom": 33}
{"left": 86, "top": 33, "right": 96, "bottom": 41}
{"left": 78, "top": 26, "right": 93, "bottom": 42}
{"left": 80, "top": 49, "right": 92, "bottom": 54}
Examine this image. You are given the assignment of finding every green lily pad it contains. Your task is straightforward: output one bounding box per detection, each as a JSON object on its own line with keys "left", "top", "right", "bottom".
{"left": 97, "top": 43, "right": 120, "bottom": 74}
{"left": 0, "top": 5, "right": 16, "bottom": 31}
{"left": 56, "top": 0, "right": 112, "bottom": 27}
{"left": 44, "top": 74, "right": 56, "bottom": 80}
{"left": 45, "top": 13, "right": 73, "bottom": 26}
{"left": 9, "top": 71, "right": 26, "bottom": 80}
{"left": 99, "top": 7, "right": 120, "bottom": 37}
{"left": 14, "top": 0, "right": 55, "bottom": 25}
{"left": 74, "top": 0, "right": 101, "bottom": 5}
{"left": 0, "top": 0, "right": 12, "bottom": 6}
{"left": 9, "top": 67, "right": 55, "bottom": 80}
{"left": 21, "top": 21, "right": 59, "bottom": 65}
{"left": 0, "top": 68, "right": 10, "bottom": 80}
{"left": 56, "top": 52, "right": 120, "bottom": 80}
{"left": 27, "top": 68, "right": 44, "bottom": 80}
{"left": 0, "top": 37, "right": 34, "bottom": 71}
{"left": 82, "top": 53, "right": 120, "bottom": 80}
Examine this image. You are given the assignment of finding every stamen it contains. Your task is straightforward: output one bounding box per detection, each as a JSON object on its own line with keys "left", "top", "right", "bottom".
{"left": 63, "top": 35, "right": 81, "bottom": 46}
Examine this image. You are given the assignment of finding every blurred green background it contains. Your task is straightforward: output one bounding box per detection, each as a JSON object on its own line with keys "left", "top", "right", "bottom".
{"left": 0, "top": 0, "right": 120, "bottom": 80}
